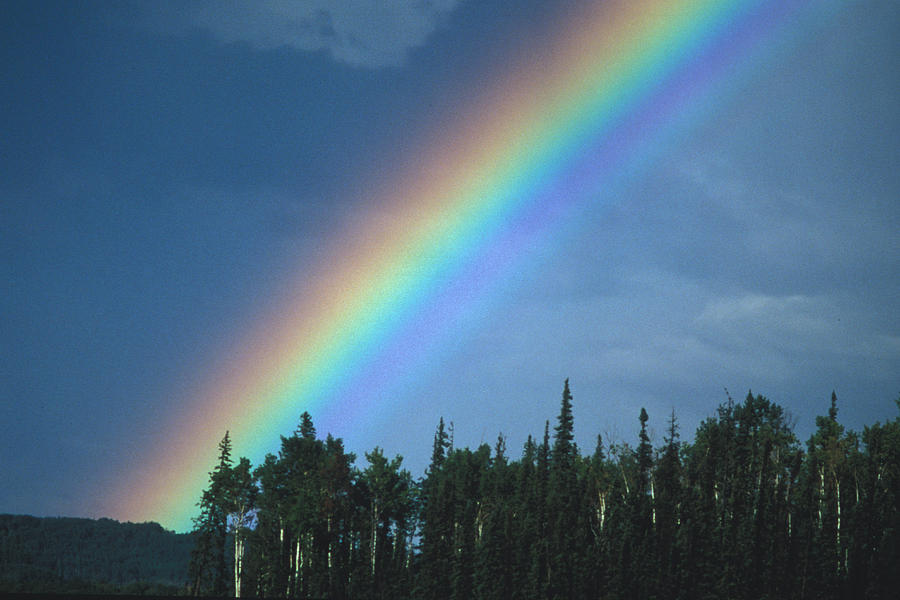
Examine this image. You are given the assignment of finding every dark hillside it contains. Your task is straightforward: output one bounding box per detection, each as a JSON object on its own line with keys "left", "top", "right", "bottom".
{"left": 0, "top": 514, "right": 193, "bottom": 593}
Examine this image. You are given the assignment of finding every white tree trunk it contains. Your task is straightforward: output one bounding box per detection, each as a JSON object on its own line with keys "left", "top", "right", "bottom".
{"left": 371, "top": 497, "right": 379, "bottom": 577}
{"left": 234, "top": 533, "right": 243, "bottom": 598}
{"left": 476, "top": 500, "right": 484, "bottom": 543}
{"left": 327, "top": 515, "right": 333, "bottom": 571}
{"left": 835, "top": 476, "right": 842, "bottom": 563}
{"left": 282, "top": 524, "right": 289, "bottom": 598}
{"left": 232, "top": 506, "right": 249, "bottom": 598}
{"left": 295, "top": 538, "right": 302, "bottom": 596}
{"left": 818, "top": 465, "right": 825, "bottom": 527}
{"left": 598, "top": 492, "right": 606, "bottom": 531}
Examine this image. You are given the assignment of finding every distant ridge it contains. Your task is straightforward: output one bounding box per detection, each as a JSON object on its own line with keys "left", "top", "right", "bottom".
{"left": 0, "top": 514, "right": 193, "bottom": 594}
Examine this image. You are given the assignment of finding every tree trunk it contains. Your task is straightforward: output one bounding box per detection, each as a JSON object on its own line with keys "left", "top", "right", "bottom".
{"left": 835, "top": 475, "right": 842, "bottom": 572}
{"left": 598, "top": 491, "right": 606, "bottom": 531}
{"left": 818, "top": 465, "right": 825, "bottom": 527}
{"left": 371, "top": 497, "right": 379, "bottom": 578}
{"left": 328, "top": 515, "right": 333, "bottom": 569}
{"left": 295, "top": 538, "right": 301, "bottom": 598}
{"left": 234, "top": 533, "right": 243, "bottom": 598}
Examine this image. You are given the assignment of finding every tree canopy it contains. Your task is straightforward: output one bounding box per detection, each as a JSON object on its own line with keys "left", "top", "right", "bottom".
{"left": 8, "top": 385, "right": 896, "bottom": 599}
{"left": 183, "top": 386, "right": 897, "bottom": 599}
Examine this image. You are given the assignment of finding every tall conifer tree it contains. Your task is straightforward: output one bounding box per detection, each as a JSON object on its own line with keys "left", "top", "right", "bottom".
{"left": 548, "top": 379, "right": 578, "bottom": 598}
{"left": 418, "top": 418, "right": 453, "bottom": 600}
{"left": 189, "top": 431, "right": 234, "bottom": 596}
{"left": 654, "top": 410, "right": 682, "bottom": 598}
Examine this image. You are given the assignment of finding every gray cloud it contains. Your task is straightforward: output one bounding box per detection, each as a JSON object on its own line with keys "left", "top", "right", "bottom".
{"left": 678, "top": 155, "right": 899, "bottom": 280}
{"left": 149, "top": 1, "right": 461, "bottom": 68}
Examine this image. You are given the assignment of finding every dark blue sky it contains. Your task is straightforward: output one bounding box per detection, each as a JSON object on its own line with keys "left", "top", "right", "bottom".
{"left": 2, "top": 1, "right": 898, "bottom": 525}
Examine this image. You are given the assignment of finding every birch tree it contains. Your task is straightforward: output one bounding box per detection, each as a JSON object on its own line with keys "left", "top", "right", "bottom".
{"left": 229, "top": 457, "right": 257, "bottom": 598}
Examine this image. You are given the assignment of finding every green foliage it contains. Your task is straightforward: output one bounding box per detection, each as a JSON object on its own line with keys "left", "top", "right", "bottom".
{"left": 11, "top": 384, "right": 897, "bottom": 599}
{"left": 197, "top": 388, "right": 897, "bottom": 599}
{"left": 547, "top": 379, "right": 579, "bottom": 599}
{"left": 189, "top": 430, "right": 237, "bottom": 596}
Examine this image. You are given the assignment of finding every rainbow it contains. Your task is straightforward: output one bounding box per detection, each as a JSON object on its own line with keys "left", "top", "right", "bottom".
{"left": 107, "top": 0, "right": 832, "bottom": 532}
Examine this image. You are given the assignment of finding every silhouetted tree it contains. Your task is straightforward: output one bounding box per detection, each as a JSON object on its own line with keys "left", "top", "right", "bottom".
{"left": 176, "top": 386, "right": 900, "bottom": 600}
{"left": 189, "top": 431, "right": 233, "bottom": 596}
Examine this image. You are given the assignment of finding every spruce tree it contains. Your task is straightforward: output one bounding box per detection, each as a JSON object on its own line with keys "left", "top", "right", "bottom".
{"left": 418, "top": 418, "right": 453, "bottom": 600}
{"left": 448, "top": 446, "right": 490, "bottom": 600}
{"left": 475, "top": 434, "right": 513, "bottom": 600}
{"left": 189, "top": 431, "right": 234, "bottom": 596}
{"left": 512, "top": 435, "right": 538, "bottom": 600}
{"left": 278, "top": 412, "right": 326, "bottom": 598}
{"left": 298, "top": 410, "right": 316, "bottom": 440}
{"left": 320, "top": 434, "right": 356, "bottom": 600}
{"left": 547, "top": 379, "right": 578, "bottom": 599}
{"left": 528, "top": 422, "right": 551, "bottom": 600}
{"left": 582, "top": 434, "right": 610, "bottom": 597}
{"left": 856, "top": 402, "right": 900, "bottom": 599}
{"left": 251, "top": 452, "right": 289, "bottom": 598}
{"left": 803, "top": 391, "right": 850, "bottom": 598}
{"left": 629, "top": 408, "right": 654, "bottom": 600}
{"left": 359, "top": 447, "right": 412, "bottom": 598}
{"left": 552, "top": 379, "right": 576, "bottom": 466}
{"left": 653, "top": 410, "right": 682, "bottom": 599}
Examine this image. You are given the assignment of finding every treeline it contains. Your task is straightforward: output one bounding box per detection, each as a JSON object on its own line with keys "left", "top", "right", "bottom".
{"left": 0, "top": 514, "right": 193, "bottom": 594}
{"left": 190, "top": 382, "right": 899, "bottom": 599}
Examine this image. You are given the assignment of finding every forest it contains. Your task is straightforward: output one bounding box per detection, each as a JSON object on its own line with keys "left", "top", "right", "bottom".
{"left": 188, "top": 383, "right": 899, "bottom": 600}
{"left": 0, "top": 514, "right": 193, "bottom": 594}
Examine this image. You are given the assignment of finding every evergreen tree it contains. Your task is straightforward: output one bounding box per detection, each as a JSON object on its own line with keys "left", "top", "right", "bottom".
{"left": 278, "top": 411, "right": 327, "bottom": 598}
{"left": 630, "top": 408, "right": 654, "bottom": 600}
{"left": 251, "top": 452, "right": 290, "bottom": 597}
{"left": 474, "top": 433, "right": 513, "bottom": 600}
{"left": 854, "top": 400, "right": 900, "bottom": 599}
{"left": 528, "top": 422, "right": 551, "bottom": 600}
{"left": 653, "top": 410, "right": 682, "bottom": 599}
{"left": 447, "top": 445, "right": 490, "bottom": 600}
{"left": 547, "top": 379, "right": 578, "bottom": 599}
{"left": 189, "top": 431, "right": 234, "bottom": 596}
{"left": 511, "top": 435, "right": 539, "bottom": 600}
{"left": 417, "top": 418, "right": 453, "bottom": 600}
{"left": 677, "top": 425, "right": 719, "bottom": 600}
{"left": 359, "top": 447, "right": 413, "bottom": 599}
{"left": 552, "top": 380, "right": 576, "bottom": 464}
{"left": 802, "top": 392, "right": 853, "bottom": 599}
{"left": 580, "top": 434, "right": 610, "bottom": 597}
{"left": 320, "top": 434, "right": 356, "bottom": 600}
{"left": 298, "top": 411, "right": 316, "bottom": 440}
